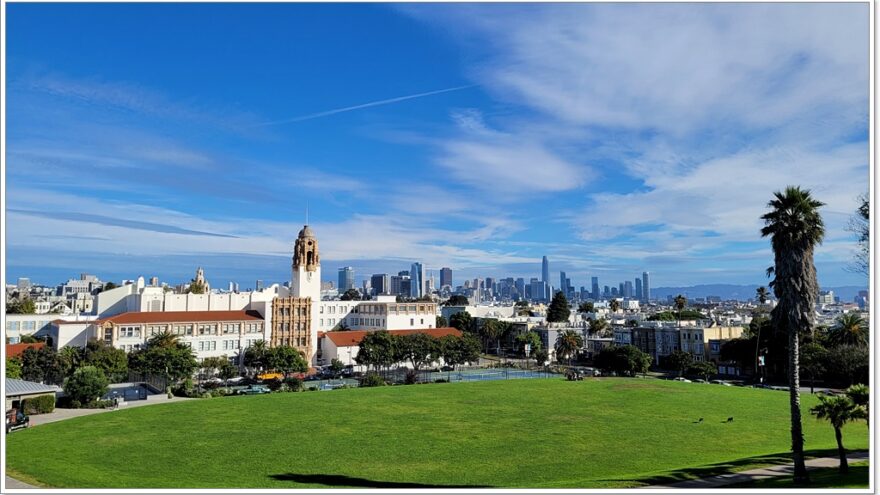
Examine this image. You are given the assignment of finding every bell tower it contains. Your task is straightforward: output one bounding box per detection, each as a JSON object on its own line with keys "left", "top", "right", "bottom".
{"left": 291, "top": 225, "right": 321, "bottom": 302}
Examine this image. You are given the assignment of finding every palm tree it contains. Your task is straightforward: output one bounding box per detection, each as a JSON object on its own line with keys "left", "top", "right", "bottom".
{"left": 810, "top": 394, "right": 863, "bottom": 474}
{"left": 761, "top": 185, "right": 825, "bottom": 483}
{"left": 148, "top": 331, "right": 179, "bottom": 348}
{"left": 554, "top": 329, "right": 583, "bottom": 366}
{"left": 756, "top": 286, "right": 769, "bottom": 307}
{"left": 588, "top": 318, "right": 610, "bottom": 337}
{"left": 827, "top": 314, "right": 868, "bottom": 347}
{"left": 673, "top": 295, "right": 687, "bottom": 327}
{"left": 609, "top": 299, "right": 621, "bottom": 314}
{"left": 845, "top": 384, "right": 869, "bottom": 426}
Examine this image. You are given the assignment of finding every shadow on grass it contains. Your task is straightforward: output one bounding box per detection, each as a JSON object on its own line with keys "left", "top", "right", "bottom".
{"left": 610, "top": 448, "right": 852, "bottom": 486}
{"left": 269, "top": 473, "right": 493, "bottom": 488}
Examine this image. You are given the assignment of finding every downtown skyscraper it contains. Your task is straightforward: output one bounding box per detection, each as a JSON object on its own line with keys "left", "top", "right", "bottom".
{"left": 642, "top": 271, "right": 651, "bottom": 302}
{"left": 542, "top": 256, "right": 549, "bottom": 284}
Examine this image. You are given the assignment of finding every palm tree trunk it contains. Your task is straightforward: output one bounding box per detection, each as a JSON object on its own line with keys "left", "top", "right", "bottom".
{"left": 788, "top": 328, "right": 809, "bottom": 483}
{"left": 835, "top": 426, "right": 848, "bottom": 474}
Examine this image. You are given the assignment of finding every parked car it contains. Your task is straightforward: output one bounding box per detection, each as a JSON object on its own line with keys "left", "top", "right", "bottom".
{"left": 257, "top": 371, "right": 284, "bottom": 381}
{"left": 6, "top": 408, "right": 29, "bottom": 433}
{"left": 672, "top": 377, "right": 692, "bottom": 382}
{"left": 692, "top": 379, "right": 708, "bottom": 383}
{"left": 711, "top": 380, "right": 733, "bottom": 386}
{"left": 237, "top": 385, "right": 271, "bottom": 395}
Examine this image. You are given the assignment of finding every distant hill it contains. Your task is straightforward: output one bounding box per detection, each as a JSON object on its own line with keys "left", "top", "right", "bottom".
{"left": 652, "top": 284, "right": 868, "bottom": 302}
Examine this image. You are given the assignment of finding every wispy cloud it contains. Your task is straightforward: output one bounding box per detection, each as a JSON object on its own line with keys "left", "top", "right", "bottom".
{"left": 252, "top": 85, "right": 475, "bottom": 127}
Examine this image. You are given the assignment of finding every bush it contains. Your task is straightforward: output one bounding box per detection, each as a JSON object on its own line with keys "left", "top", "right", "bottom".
{"left": 360, "top": 372, "right": 386, "bottom": 387}
{"left": 434, "top": 378, "right": 449, "bottom": 383}
{"left": 307, "top": 386, "right": 318, "bottom": 391}
{"left": 63, "top": 366, "right": 109, "bottom": 404}
{"left": 283, "top": 377, "right": 303, "bottom": 392}
{"left": 84, "top": 399, "right": 114, "bottom": 409}
{"left": 70, "top": 399, "right": 82, "bottom": 409}
{"left": 266, "top": 378, "right": 283, "bottom": 392}
{"left": 22, "top": 394, "right": 56, "bottom": 415}
{"left": 404, "top": 369, "right": 419, "bottom": 385}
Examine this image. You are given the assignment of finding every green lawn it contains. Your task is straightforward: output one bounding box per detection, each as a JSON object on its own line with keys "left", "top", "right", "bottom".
{"left": 730, "top": 461, "right": 870, "bottom": 489}
{"left": 6, "top": 378, "right": 869, "bottom": 488}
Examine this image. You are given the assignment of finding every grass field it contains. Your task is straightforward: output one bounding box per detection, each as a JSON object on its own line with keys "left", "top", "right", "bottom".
{"left": 5, "top": 378, "right": 869, "bottom": 488}
{"left": 730, "top": 461, "right": 870, "bottom": 489}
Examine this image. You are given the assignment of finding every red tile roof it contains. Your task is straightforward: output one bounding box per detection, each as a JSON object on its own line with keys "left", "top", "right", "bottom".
{"left": 99, "top": 310, "right": 264, "bottom": 325}
{"left": 6, "top": 343, "right": 45, "bottom": 358}
{"left": 323, "top": 327, "right": 462, "bottom": 347}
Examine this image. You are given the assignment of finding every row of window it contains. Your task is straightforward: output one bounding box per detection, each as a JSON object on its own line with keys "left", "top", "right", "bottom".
{"left": 317, "top": 304, "right": 435, "bottom": 315}
{"left": 278, "top": 307, "right": 308, "bottom": 317}
{"left": 137, "top": 322, "right": 263, "bottom": 337}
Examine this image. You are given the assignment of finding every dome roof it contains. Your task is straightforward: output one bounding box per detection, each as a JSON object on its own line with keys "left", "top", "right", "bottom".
{"left": 298, "top": 225, "right": 315, "bottom": 238}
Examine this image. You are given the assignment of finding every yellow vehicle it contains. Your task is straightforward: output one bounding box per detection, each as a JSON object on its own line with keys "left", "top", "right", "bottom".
{"left": 257, "top": 371, "right": 284, "bottom": 381}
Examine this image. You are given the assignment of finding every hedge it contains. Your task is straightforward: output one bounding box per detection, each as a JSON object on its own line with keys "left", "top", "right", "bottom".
{"left": 22, "top": 394, "right": 56, "bottom": 415}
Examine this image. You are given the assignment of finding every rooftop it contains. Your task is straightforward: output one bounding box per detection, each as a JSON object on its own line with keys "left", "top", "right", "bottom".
{"left": 6, "top": 378, "right": 61, "bottom": 397}
{"left": 99, "top": 310, "right": 264, "bottom": 325}
{"left": 324, "top": 327, "right": 462, "bottom": 347}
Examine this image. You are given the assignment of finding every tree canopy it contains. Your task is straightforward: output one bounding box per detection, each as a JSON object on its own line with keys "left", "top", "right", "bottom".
{"left": 547, "top": 291, "right": 571, "bottom": 323}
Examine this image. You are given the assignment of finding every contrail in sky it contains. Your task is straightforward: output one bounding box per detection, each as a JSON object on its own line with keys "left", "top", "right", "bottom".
{"left": 253, "top": 85, "right": 475, "bottom": 127}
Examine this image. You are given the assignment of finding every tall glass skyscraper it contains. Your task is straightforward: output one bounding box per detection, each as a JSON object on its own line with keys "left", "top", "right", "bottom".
{"left": 591, "top": 277, "right": 600, "bottom": 300}
{"left": 410, "top": 262, "right": 424, "bottom": 298}
{"left": 338, "top": 267, "right": 354, "bottom": 291}
{"left": 542, "top": 256, "right": 549, "bottom": 284}
{"left": 635, "top": 277, "right": 643, "bottom": 300}
{"left": 440, "top": 267, "right": 452, "bottom": 288}
{"left": 642, "top": 271, "right": 651, "bottom": 302}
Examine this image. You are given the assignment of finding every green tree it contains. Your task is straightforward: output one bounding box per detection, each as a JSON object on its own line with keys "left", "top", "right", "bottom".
{"left": 443, "top": 295, "right": 470, "bottom": 306}
{"left": 810, "top": 394, "right": 864, "bottom": 474}
{"left": 449, "top": 311, "right": 473, "bottom": 332}
{"left": 397, "top": 333, "right": 437, "bottom": 370}
{"left": 688, "top": 360, "right": 717, "bottom": 382}
{"left": 608, "top": 299, "right": 621, "bottom": 314}
{"left": 578, "top": 302, "right": 594, "bottom": 313}
{"left": 243, "top": 340, "right": 269, "bottom": 371}
{"left": 845, "top": 384, "right": 869, "bottom": 426}
{"left": 57, "top": 346, "right": 84, "bottom": 378}
{"left": 355, "top": 331, "right": 397, "bottom": 372}
{"left": 761, "top": 185, "right": 826, "bottom": 483}
{"left": 6, "top": 298, "right": 36, "bottom": 314}
{"left": 20, "top": 346, "right": 64, "bottom": 385}
{"left": 595, "top": 345, "right": 650, "bottom": 377}
{"left": 479, "top": 319, "right": 506, "bottom": 353}
{"left": 436, "top": 315, "right": 448, "bottom": 328}
{"left": 664, "top": 350, "right": 693, "bottom": 377}
{"left": 63, "top": 366, "right": 109, "bottom": 405}
{"left": 82, "top": 340, "right": 128, "bottom": 381}
{"left": 187, "top": 279, "right": 206, "bottom": 294}
{"left": 514, "top": 331, "right": 542, "bottom": 357}
{"left": 128, "top": 332, "right": 198, "bottom": 383}
{"left": 824, "top": 344, "right": 869, "bottom": 387}
{"left": 218, "top": 360, "right": 238, "bottom": 387}
{"left": 554, "top": 329, "right": 583, "bottom": 366}
{"left": 6, "top": 357, "right": 22, "bottom": 378}
{"left": 339, "top": 289, "right": 361, "bottom": 301}
{"left": 104, "top": 282, "right": 119, "bottom": 291}
{"left": 533, "top": 348, "right": 549, "bottom": 367}
{"left": 329, "top": 358, "right": 345, "bottom": 376}
{"left": 514, "top": 300, "right": 531, "bottom": 316}
{"left": 588, "top": 318, "right": 609, "bottom": 337}
{"left": 800, "top": 342, "right": 828, "bottom": 394}
{"left": 673, "top": 295, "right": 687, "bottom": 327}
{"left": 846, "top": 193, "right": 869, "bottom": 275}
{"left": 266, "top": 346, "right": 309, "bottom": 375}
{"left": 827, "top": 314, "right": 868, "bottom": 347}
{"left": 547, "top": 291, "right": 571, "bottom": 323}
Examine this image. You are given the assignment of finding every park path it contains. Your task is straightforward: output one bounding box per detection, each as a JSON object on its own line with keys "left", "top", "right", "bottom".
{"left": 649, "top": 450, "right": 870, "bottom": 488}
{"left": 5, "top": 394, "right": 193, "bottom": 490}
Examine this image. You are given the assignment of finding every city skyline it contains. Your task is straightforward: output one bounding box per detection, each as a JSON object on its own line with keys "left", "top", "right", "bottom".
{"left": 6, "top": 3, "right": 869, "bottom": 289}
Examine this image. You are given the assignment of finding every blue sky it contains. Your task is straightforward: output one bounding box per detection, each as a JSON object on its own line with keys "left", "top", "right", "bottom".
{"left": 5, "top": 3, "right": 870, "bottom": 291}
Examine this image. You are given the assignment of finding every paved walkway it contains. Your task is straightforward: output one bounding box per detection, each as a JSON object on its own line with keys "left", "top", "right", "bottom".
{"left": 650, "top": 451, "right": 870, "bottom": 488}
{"left": 6, "top": 395, "right": 193, "bottom": 490}
{"left": 28, "top": 395, "right": 193, "bottom": 427}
